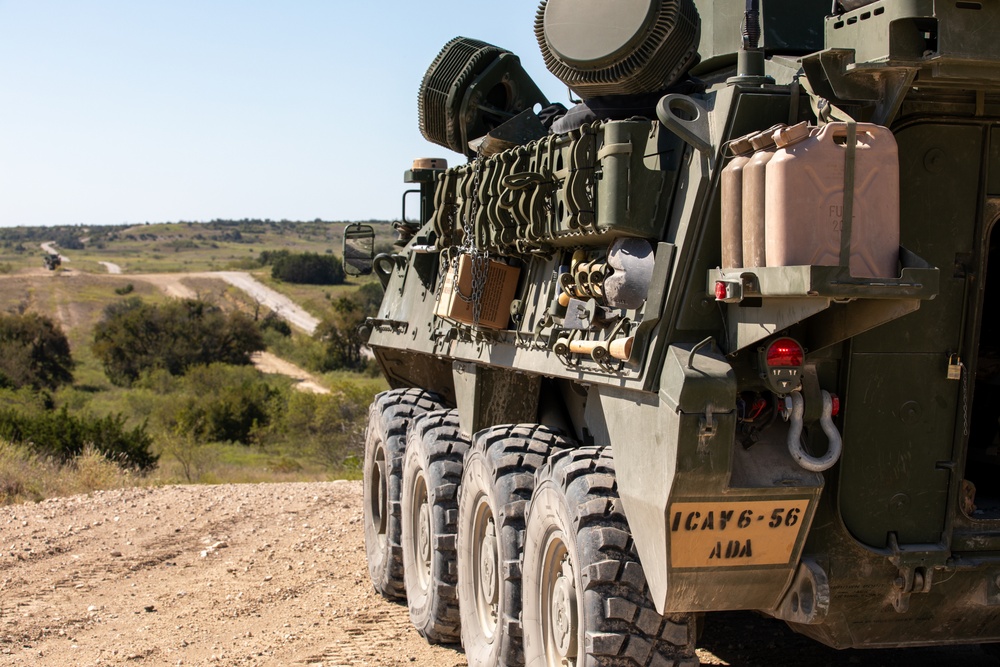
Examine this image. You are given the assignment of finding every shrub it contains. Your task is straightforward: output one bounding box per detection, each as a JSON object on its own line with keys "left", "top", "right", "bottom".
{"left": 257, "top": 249, "right": 290, "bottom": 267}
{"left": 92, "top": 298, "right": 265, "bottom": 386}
{"left": 314, "top": 282, "right": 382, "bottom": 372}
{"left": 263, "top": 379, "right": 374, "bottom": 468}
{"left": 53, "top": 234, "right": 84, "bottom": 250}
{"left": 0, "top": 313, "right": 74, "bottom": 391}
{"left": 0, "top": 406, "right": 157, "bottom": 471}
{"left": 271, "top": 252, "right": 345, "bottom": 285}
{"left": 143, "top": 364, "right": 280, "bottom": 445}
{"left": 0, "top": 440, "right": 138, "bottom": 504}
{"left": 114, "top": 283, "right": 135, "bottom": 295}
{"left": 259, "top": 312, "right": 292, "bottom": 337}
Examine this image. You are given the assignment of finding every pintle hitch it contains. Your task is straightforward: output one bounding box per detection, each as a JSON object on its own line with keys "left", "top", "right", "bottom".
{"left": 887, "top": 533, "right": 946, "bottom": 613}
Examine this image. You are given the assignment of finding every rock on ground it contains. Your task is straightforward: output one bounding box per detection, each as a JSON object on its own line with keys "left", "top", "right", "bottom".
{"left": 0, "top": 481, "right": 994, "bottom": 666}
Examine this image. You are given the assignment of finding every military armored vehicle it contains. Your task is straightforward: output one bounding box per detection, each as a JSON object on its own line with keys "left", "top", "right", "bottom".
{"left": 349, "top": 1, "right": 1000, "bottom": 664}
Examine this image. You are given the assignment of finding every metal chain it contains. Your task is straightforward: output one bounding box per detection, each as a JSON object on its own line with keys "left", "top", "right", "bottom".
{"left": 961, "top": 361, "right": 970, "bottom": 438}
{"left": 452, "top": 144, "right": 490, "bottom": 326}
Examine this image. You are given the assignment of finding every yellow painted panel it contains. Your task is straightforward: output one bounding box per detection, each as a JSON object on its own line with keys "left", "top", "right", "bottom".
{"left": 669, "top": 499, "right": 810, "bottom": 569}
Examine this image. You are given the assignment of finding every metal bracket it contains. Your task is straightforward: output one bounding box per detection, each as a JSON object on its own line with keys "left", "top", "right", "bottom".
{"left": 773, "top": 558, "right": 831, "bottom": 625}
{"left": 887, "top": 533, "right": 940, "bottom": 613}
{"left": 656, "top": 94, "right": 713, "bottom": 156}
{"left": 800, "top": 48, "right": 918, "bottom": 126}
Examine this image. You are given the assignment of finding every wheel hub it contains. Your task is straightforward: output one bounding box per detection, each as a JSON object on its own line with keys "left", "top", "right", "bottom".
{"left": 549, "top": 557, "right": 577, "bottom": 660}
{"left": 417, "top": 498, "right": 432, "bottom": 579}
{"left": 371, "top": 454, "right": 387, "bottom": 541}
{"left": 480, "top": 519, "right": 499, "bottom": 605}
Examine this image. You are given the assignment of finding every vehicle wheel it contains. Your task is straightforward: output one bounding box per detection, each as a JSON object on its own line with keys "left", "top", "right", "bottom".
{"left": 363, "top": 388, "right": 444, "bottom": 600}
{"left": 402, "top": 409, "right": 470, "bottom": 644}
{"left": 523, "top": 446, "right": 699, "bottom": 667}
{"left": 458, "top": 424, "right": 571, "bottom": 667}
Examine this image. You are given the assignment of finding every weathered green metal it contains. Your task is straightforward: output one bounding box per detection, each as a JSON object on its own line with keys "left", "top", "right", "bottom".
{"left": 363, "top": 0, "right": 1000, "bottom": 654}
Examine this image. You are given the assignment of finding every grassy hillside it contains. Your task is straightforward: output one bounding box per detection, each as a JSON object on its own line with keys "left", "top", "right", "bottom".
{"left": 0, "top": 219, "right": 398, "bottom": 274}
{"left": 0, "top": 220, "right": 397, "bottom": 500}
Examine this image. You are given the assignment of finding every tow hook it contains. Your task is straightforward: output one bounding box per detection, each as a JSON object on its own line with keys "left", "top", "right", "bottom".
{"left": 783, "top": 390, "right": 842, "bottom": 472}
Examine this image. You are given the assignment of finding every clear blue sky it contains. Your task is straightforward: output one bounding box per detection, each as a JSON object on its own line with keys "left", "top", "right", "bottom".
{"left": 0, "top": 1, "right": 565, "bottom": 227}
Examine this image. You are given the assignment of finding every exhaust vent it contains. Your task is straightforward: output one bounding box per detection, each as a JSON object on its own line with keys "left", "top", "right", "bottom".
{"left": 535, "top": 0, "right": 700, "bottom": 98}
{"left": 418, "top": 37, "right": 547, "bottom": 157}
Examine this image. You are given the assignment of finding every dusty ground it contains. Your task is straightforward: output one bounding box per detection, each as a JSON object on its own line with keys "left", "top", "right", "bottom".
{"left": 0, "top": 482, "right": 463, "bottom": 667}
{"left": 0, "top": 482, "right": 995, "bottom": 667}
{"left": 252, "top": 352, "right": 330, "bottom": 394}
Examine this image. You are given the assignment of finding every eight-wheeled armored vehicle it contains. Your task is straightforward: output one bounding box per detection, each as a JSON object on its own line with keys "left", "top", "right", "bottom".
{"left": 351, "top": 1, "right": 1000, "bottom": 664}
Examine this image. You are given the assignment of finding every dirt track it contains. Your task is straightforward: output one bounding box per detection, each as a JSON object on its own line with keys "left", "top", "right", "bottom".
{"left": 0, "top": 482, "right": 462, "bottom": 667}
{"left": 0, "top": 481, "right": 996, "bottom": 667}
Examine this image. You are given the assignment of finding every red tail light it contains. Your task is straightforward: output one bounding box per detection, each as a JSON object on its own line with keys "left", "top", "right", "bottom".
{"left": 714, "top": 281, "right": 729, "bottom": 300}
{"left": 766, "top": 337, "right": 804, "bottom": 368}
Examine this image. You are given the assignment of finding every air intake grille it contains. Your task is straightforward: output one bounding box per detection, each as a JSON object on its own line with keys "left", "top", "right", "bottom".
{"left": 418, "top": 37, "right": 503, "bottom": 154}
{"left": 535, "top": 0, "right": 700, "bottom": 98}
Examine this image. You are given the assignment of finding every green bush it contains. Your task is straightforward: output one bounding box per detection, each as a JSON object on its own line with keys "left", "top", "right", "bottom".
{"left": 92, "top": 298, "right": 265, "bottom": 386}
{"left": 0, "top": 406, "right": 157, "bottom": 471}
{"left": 257, "top": 249, "right": 290, "bottom": 266}
{"left": 314, "top": 282, "right": 383, "bottom": 372}
{"left": 143, "top": 364, "right": 280, "bottom": 445}
{"left": 0, "top": 313, "right": 74, "bottom": 391}
{"left": 263, "top": 379, "right": 374, "bottom": 468}
{"left": 271, "top": 252, "right": 345, "bottom": 285}
{"left": 260, "top": 312, "right": 292, "bottom": 337}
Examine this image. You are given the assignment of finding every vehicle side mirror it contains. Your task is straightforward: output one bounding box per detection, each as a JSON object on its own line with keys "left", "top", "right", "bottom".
{"left": 343, "top": 223, "right": 376, "bottom": 276}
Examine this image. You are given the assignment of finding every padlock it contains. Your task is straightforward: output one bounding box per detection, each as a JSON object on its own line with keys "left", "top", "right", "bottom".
{"left": 947, "top": 354, "right": 962, "bottom": 381}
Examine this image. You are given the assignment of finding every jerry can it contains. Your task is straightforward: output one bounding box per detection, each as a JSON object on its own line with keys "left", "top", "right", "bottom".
{"left": 765, "top": 121, "right": 900, "bottom": 278}
{"left": 720, "top": 135, "right": 755, "bottom": 269}
{"left": 742, "top": 126, "right": 783, "bottom": 268}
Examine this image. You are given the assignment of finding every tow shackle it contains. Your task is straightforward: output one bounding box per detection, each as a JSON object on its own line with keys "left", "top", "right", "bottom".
{"left": 784, "top": 390, "right": 842, "bottom": 472}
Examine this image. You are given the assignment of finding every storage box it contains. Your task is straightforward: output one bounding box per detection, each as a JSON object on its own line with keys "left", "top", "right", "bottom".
{"left": 435, "top": 254, "right": 520, "bottom": 329}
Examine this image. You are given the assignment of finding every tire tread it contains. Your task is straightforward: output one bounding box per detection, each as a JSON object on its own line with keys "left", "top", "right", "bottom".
{"left": 537, "top": 446, "right": 698, "bottom": 667}
{"left": 363, "top": 388, "right": 444, "bottom": 600}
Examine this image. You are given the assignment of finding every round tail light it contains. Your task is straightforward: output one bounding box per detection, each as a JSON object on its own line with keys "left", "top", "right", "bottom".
{"left": 766, "top": 337, "right": 804, "bottom": 368}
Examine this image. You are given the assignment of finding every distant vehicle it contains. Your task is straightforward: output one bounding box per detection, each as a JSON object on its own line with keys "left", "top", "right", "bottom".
{"left": 43, "top": 253, "right": 61, "bottom": 271}
{"left": 347, "top": 1, "right": 1000, "bottom": 664}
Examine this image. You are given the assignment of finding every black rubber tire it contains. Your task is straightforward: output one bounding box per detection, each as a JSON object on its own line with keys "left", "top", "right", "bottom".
{"left": 362, "top": 388, "right": 444, "bottom": 600}
{"left": 458, "top": 424, "right": 571, "bottom": 667}
{"left": 523, "top": 446, "right": 699, "bottom": 667}
{"left": 401, "top": 409, "right": 470, "bottom": 644}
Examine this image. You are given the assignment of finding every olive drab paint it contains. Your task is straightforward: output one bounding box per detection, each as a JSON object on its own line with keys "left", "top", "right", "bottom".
{"left": 358, "top": 0, "right": 1000, "bottom": 657}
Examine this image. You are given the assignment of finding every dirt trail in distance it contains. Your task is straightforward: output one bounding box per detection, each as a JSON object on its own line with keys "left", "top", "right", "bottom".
{"left": 127, "top": 271, "right": 320, "bottom": 334}
{"left": 39, "top": 242, "right": 69, "bottom": 263}
{"left": 253, "top": 352, "right": 330, "bottom": 394}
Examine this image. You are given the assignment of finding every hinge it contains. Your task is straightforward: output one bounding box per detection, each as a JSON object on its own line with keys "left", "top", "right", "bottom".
{"left": 698, "top": 407, "right": 717, "bottom": 456}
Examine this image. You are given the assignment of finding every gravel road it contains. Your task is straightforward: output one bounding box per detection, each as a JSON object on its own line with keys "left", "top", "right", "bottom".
{"left": 1, "top": 482, "right": 995, "bottom": 667}
{"left": 213, "top": 272, "right": 320, "bottom": 334}
{"left": 39, "top": 242, "right": 69, "bottom": 263}
{"left": 0, "top": 482, "right": 460, "bottom": 667}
